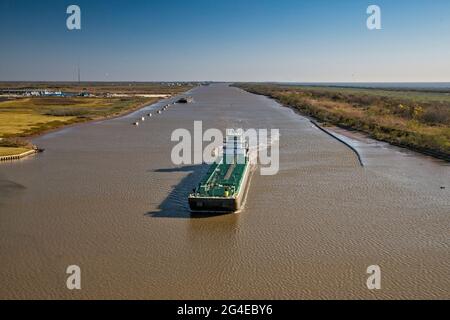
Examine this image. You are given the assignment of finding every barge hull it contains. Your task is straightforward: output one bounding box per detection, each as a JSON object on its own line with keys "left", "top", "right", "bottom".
{"left": 188, "top": 197, "right": 239, "bottom": 213}
{"left": 188, "top": 160, "right": 250, "bottom": 213}
{"left": 188, "top": 129, "right": 251, "bottom": 213}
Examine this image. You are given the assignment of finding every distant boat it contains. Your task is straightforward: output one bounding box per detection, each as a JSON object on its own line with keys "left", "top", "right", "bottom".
{"left": 177, "top": 96, "right": 194, "bottom": 104}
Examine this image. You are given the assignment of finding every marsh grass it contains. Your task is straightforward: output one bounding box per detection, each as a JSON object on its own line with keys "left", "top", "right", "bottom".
{"left": 0, "top": 96, "right": 159, "bottom": 138}
{"left": 0, "top": 82, "right": 193, "bottom": 95}
{"left": 236, "top": 84, "right": 450, "bottom": 160}
{"left": 0, "top": 83, "right": 193, "bottom": 158}
{"left": 0, "top": 96, "right": 159, "bottom": 156}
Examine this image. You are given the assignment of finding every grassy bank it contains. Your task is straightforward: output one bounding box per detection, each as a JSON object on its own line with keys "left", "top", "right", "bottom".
{"left": 235, "top": 83, "right": 450, "bottom": 161}
{"left": 0, "top": 83, "right": 193, "bottom": 157}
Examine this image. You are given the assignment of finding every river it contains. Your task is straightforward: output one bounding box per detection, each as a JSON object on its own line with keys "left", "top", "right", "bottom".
{"left": 0, "top": 84, "right": 448, "bottom": 299}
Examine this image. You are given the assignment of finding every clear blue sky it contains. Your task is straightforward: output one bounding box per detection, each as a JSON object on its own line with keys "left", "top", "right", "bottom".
{"left": 1, "top": 0, "right": 449, "bottom": 82}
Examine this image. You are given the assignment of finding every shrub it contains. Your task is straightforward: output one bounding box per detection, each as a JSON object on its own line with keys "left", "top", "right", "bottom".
{"left": 420, "top": 105, "right": 450, "bottom": 126}
{"left": 0, "top": 137, "right": 32, "bottom": 148}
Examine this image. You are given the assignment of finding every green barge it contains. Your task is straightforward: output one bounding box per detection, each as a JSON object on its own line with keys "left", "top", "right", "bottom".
{"left": 188, "top": 130, "right": 251, "bottom": 213}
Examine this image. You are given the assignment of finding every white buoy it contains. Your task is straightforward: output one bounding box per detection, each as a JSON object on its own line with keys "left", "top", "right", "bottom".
{"left": 147, "top": 113, "right": 152, "bottom": 117}
{"left": 158, "top": 110, "right": 162, "bottom": 114}
{"left": 133, "top": 122, "right": 139, "bottom": 126}
{"left": 141, "top": 117, "right": 145, "bottom": 121}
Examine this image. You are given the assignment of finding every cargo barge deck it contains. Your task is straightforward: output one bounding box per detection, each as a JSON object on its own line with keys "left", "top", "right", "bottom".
{"left": 189, "top": 130, "right": 251, "bottom": 213}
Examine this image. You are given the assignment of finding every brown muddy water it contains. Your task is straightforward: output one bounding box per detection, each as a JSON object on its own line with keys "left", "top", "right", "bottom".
{"left": 0, "top": 84, "right": 449, "bottom": 299}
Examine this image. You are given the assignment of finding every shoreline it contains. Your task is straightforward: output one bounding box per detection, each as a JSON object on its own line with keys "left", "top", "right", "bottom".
{"left": 27, "top": 97, "right": 165, "bottom": 139}
{"left": 0, "top": 94, "right": 181, "bottom": 162}
{"left": 0, "top": 149, "right": 38, "bottom": 162}
{"left": 237, "top": 87, "right": 450, "bottom": 163}
{"left": 309, "top": 120, "right": 364, "bottom": 167}
{"left": 24, "top": 86, "right": 198, "bottom": 139}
